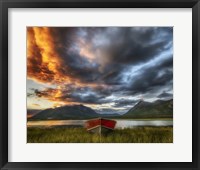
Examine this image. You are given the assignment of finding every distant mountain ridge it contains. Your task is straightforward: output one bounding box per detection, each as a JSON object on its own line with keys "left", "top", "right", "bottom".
{"left": 27, "top": 109, "right": 42, "bottom": 118}
{"left": 123, "top": 99, "right": 173, "bottom": 118}
{"left": 29, "top": 104, "right": 99, "bottom": 120}
{"left": 29, "top": 99, "right": 173, "bottom": 120}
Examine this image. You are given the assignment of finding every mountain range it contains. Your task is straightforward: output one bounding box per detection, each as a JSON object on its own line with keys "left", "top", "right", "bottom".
{"left": 123, "top": 99, "right": 173, "bottom": 118}
{"left": 28, "top": 99, "right": 173, "bottom": 120}
{"left": 29, "top": 104, "right": 99, "bottom": 120}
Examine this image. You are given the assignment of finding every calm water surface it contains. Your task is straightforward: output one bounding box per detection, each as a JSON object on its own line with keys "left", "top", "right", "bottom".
{"left": 27, "top": 120, "right": 173, "bottom": 129}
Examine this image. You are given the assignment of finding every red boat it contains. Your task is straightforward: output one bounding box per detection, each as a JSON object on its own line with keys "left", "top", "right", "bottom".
{"left": 85, "top": 118, "right": 116, "bottom": 133}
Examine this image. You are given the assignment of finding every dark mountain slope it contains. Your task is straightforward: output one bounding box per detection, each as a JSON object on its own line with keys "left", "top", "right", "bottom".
{"left": 30, "top": 104, "right": 99, "bottom": 120}
{"left": 123, "top": 99, "right": 173, "bottom": 118}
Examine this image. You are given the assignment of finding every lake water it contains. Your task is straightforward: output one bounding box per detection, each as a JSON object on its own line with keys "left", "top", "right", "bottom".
{"left": 27, "top": 119, "right": 173, "bottom": 129}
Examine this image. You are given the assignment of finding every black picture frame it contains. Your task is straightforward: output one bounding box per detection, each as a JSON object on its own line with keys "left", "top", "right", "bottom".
{"left": 0, "top": 0, "right": 199, "bottom": 169}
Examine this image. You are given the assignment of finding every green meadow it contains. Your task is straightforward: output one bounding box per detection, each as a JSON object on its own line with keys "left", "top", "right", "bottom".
{"left": 27, "top": 126, "right": 173, "bottom": 143}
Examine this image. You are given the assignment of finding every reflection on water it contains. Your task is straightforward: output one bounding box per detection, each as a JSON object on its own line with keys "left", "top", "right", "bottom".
{"left": 115, "top": 120, "right": 172, "bottom": 129}
{"left": 27, "top": 120, "right": 173, "bottom": 129}
{"left": 27, "top": 120, "right": 86, "bottom": 127}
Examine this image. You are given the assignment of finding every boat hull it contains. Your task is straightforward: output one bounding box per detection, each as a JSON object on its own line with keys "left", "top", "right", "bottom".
{"left": 85, "top": 118, "right": 116, "bottom": 133}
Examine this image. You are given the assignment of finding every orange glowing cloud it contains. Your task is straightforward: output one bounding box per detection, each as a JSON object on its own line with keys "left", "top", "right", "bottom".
{"left": 27, "top": 27, "right": 74, "bottom": 85}
{"left": 34, "top": 87, "right": 73, "bottom": 105}
{"left": 27, "top": 27, "right": 103, "bottom": 87}
{"left": 27, "top": 27, "right": 111, "bottom": 106}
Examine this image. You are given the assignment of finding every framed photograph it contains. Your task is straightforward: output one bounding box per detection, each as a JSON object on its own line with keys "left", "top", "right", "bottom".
{"left": 0, "top": 0, "right": 199, "bottom": 169}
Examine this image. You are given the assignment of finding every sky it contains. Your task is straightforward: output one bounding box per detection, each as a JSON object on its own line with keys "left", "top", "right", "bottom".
{"left": 27, "top": 27, "right": 173, "bottom": 114}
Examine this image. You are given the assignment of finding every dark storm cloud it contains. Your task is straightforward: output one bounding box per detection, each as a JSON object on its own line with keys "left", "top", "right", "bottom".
{"left": 28, "top": 27, "right": 173, "bottom": 108}
{"left": 43, "top": 27, "right": 173, "bottom": 84}
{"left": 113, "top": 99, "right": 138, "bottom": 107}
{"left": 123, "top": 56, "right": 173, "bottom": 95}
{"left": 62, "top": 54, "right": 100, "bottom": 83}
{"left": 69, "top": 93, "right": 107, "bottom": 104}
{"left": 34, "top": 88, "right": 57, "bottom": 98}
{"left": 157, "top": 92, "right": 173, "bottom": 99}
{"left": 90, "top": 27, "right": 172, "bottom": 64}
{"left": 32, "top": 85, "right": 113, "bottom": 105}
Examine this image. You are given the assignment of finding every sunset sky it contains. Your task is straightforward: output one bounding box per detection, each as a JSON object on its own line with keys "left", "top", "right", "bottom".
{"left": 27, "top": 27, "right": 173, "bottom": 114}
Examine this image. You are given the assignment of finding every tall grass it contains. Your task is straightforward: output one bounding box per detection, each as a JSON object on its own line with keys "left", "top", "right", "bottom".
{"left": 27, "top": 126, "right": 173, "bottom": 143}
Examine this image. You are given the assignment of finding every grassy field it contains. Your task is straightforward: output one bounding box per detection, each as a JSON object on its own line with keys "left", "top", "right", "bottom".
{"left": 27, "top": 126, "right": 173, "bottom": 143}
